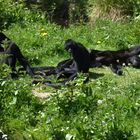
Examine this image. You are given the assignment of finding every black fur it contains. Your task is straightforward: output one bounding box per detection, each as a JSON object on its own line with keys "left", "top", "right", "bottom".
{"left": 90, "top": 44, "right": 140, "bottom": 75}
{"left": 0, "top": 32, "right": 34, "bottom": 77}
{"left": 65, "top": 39, "right": 91, "bottom": 73}
{"left": 32, "top": 39, "right": 91, "bottom": 87}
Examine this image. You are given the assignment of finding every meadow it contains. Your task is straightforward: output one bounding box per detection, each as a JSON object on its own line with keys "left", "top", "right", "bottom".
{"left": 0, "top": 1, "right": 140, "bottom": 139}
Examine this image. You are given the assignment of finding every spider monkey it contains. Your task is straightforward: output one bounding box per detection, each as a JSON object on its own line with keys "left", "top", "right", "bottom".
{"left": 90, "top": 44, "right": 140, "bottom": 75}
{"left": 32, "top": 39, "right": 91, "bottom": 88}
{"left": 0, "top": 32, "right": 34, "bottom": 78}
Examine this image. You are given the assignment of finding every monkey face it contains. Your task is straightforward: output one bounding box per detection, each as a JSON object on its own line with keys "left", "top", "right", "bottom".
{"left": 64, "top": 39, "right": 76, "bottom": 53}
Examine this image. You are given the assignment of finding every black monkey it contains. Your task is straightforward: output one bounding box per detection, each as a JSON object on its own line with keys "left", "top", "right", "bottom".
{"left": 32, "top": 39, "right": 91, "bottom": 87}
{"left": 90, "top": 49, "right": 123, "bottom": 75}
{"left": 90, "top": 44, "right": 140, "bottom": 75}
{"left": 32, "top": 58, "right": 75, "bottom": 88}
{"left": 0, "top": 32, "right": 34, "bottom": 77}
{"left": 0, "top": 32, "right": 8, "bottom": 52}
{"left": 127, "top": 44, "right": 140, "bottom": 67}
{"left": 29, "top": 59, "right": 74, "bottom": 79}
{"left": 56, "top": 39, "right": 91, "bottom": 83}
{"left": 65, "top": 39, "right": 91, "bottom": 73}
{"left": 127, "top": 55, "right": 140, "bottom": 68}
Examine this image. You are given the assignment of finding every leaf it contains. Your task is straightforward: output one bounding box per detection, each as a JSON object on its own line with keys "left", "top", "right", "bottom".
{"left": 15, "top": 90, "right": 19, "bottom": 95}
{"left": 9, "top": 97, "right": 17, "bottom": 105}
{"left": 65, "top": 134, "right": 73, "bottom": 140}
{"left": 1, "top": 81, "right": 6, "bottom": 86}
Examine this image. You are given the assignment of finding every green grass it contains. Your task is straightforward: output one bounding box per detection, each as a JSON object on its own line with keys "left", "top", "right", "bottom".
{"left": 1, "top": 18, "right": 140, "bottom": 140}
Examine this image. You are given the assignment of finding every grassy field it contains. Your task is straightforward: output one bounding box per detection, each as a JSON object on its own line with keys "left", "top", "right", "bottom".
{"left": 1, "top": 17, "right": 140, "bottom": 140}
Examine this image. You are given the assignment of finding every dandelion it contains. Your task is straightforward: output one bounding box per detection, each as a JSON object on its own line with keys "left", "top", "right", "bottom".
{"left": 41, "top": 32, "right": 47, "bottom": 36}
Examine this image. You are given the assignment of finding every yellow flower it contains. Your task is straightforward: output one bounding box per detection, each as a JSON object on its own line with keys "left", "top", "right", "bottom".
{"left": 97, "top": 41, "right": 101, "bottom": 44}
{"left": 40, "top": 28, "right": 45, "bottom": 31}
{"left": 41, "top": 32, "right": 47, "bottom": 36}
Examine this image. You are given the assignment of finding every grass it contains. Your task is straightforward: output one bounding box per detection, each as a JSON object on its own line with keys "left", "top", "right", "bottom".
{"left": 1, "top": 17, "right": 140, "bottom": 139}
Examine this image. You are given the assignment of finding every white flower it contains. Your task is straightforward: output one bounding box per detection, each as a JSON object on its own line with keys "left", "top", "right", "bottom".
{"left": 97, "top": 100, "right": 103, "bottom": 105}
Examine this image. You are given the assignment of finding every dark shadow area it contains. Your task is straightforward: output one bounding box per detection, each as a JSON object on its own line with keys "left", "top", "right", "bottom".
{"left": 0, "top": 0, "right": 89, "bottom": 30}
{"left": 89, "top": 71, "right": 105, "bottom": 79}
{"left": 24, "top": 0, "right": 89, "bottom": 27}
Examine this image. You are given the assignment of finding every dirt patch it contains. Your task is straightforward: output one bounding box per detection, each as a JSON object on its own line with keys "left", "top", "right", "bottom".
{"left": 32, "top": 88, "right": 55, "bottom": 99}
